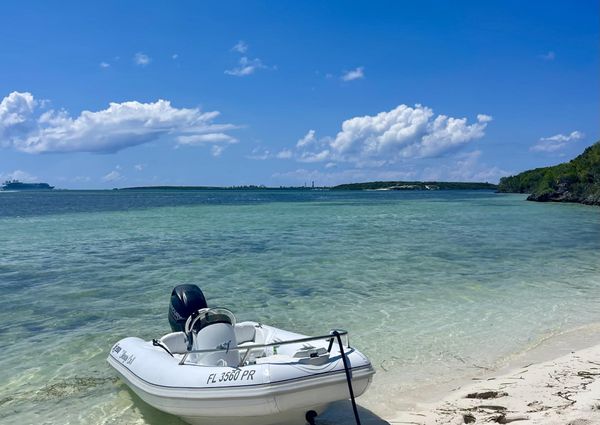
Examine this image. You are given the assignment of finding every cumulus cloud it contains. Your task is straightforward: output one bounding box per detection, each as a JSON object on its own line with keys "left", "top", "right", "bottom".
{"left": 0, "top": 91, "right": 237, "bottom": 154}
{"left": 225, "top": 56, "right": 266, "bottom": 77}
{"left": 296, "top": 130, "right": 317, "bottom": 148}
{"left": 100, "top": 62, "right": 110, "bottom": 68}
{"left": 232, "top": 41, "right": 248, "bottom": 54}
{"left": 288, "top": 104, "right": 491, "bottom": 165}
{"left": 225, "top": 42, "right": 270, "bottom": 77}
{"left": 0, "top": 169, "right": 37, "bottom": 182}
{"left": 177, "top": 133, "right": 237, "bottom": 145}
{"left": 134, "top": 164, "right": 145, "bottom": 171}
{"left": 341, "top": 67, "right": 365, "bottom": 81}
{"left": 211, "top": 145, "right": 227, "bottom": 157}
{"left": 247, "top": 147, "right": 294, "bottom": 160}
{"left": 102, "top": 170, "right": 122, "bottom": 182}
{"left": 133, "top": 52, "right": 151, "bottom": 66}
{"left": 530, "top": 130, "right": 584, "bottom": 152}
{"left": 276, "top": 149, "right": 293, "bottom": 159}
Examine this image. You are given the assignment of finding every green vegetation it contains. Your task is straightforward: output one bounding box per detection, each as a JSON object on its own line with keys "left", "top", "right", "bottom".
{"left": 332, "top": 181, "right": 497, "bottom": 191}
{"left": 497, "top": 141, "right": 600, "bottom": 205}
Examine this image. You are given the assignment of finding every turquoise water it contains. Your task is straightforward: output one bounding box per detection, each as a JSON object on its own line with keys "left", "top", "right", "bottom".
{"left": 1, "top": 190, "right": 599, "bottom": 424}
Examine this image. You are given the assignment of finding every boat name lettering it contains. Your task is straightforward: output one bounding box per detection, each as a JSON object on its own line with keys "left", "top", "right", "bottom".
{"left": 206, "top": 369, "right": 255, "bottom": 384}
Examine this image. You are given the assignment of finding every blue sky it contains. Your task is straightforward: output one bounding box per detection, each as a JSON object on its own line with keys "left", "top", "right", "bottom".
{"left": 0, "top": 1, "right": 598, "bottom": 188}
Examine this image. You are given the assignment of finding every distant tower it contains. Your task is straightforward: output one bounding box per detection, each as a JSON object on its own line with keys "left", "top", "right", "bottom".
{"left": 311, "top": 180, "right": 314, "bottom": 189}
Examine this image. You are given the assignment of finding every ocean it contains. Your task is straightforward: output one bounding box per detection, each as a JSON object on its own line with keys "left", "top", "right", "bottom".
{"left": 1, "top": 189, "right": 599, "bottom": 424}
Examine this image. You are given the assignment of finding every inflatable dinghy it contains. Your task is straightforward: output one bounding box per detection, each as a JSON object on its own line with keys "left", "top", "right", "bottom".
{"left": 107, "top": 285, "right": 375, "bottom": 425}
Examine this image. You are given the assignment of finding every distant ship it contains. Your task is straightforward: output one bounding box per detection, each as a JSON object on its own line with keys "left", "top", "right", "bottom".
{"left": 1, "top": 180, "right": 54, "bottom": 190}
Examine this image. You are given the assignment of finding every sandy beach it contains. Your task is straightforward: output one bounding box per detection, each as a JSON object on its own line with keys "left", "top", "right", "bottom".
{"left": 384, "top": 332, "right": 600, "bottom": 425}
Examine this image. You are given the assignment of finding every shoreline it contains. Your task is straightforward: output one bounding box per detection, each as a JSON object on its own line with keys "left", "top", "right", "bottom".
{"left": 380, "top": 323, "right": 600, "bottom": 424}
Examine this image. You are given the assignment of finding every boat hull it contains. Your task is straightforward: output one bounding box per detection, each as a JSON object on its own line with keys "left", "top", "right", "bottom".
{"left": 107, "top": 323, "right": 374, "bottom": 425}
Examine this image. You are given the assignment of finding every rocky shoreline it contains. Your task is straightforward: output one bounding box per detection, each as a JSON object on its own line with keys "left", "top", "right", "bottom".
{"left": 498, "top": 142, "right": 600, "bottom": 206}
{"left": 526, "top": 183, "right": 600, "bottom": 206}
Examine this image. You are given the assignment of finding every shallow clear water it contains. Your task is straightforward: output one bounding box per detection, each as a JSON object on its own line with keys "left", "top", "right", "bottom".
{"left": 1, "top": 190, "right": 599, "bottom": 424}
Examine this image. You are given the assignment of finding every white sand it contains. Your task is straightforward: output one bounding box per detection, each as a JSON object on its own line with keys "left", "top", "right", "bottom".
{"left": 387, "top": 343, "right": 600, "bottom": 425}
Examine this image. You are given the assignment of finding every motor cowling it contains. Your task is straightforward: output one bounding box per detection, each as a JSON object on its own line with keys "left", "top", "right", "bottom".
{"left": 168, "top": 284, "right": 208, "bottom": 332}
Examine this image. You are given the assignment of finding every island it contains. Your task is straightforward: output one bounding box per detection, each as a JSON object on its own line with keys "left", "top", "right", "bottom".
{"left": 497, "top": 141, "right": 600, "bottom": 206}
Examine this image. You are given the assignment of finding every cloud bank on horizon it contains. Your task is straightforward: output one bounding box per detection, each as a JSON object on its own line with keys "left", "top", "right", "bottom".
{"left": 0, "top": 91, "right": 237, "bottom": 155}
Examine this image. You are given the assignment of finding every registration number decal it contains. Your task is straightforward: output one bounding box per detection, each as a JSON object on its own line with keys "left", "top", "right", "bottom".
{"left": 206, "top": 370, "right": 255, "bottom": 384}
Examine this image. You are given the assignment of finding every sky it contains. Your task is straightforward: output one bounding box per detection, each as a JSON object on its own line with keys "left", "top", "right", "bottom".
{"left": 0, "top": 1, "right": 598, "bottom": 188}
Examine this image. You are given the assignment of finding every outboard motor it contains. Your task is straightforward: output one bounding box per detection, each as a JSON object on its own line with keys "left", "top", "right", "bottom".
{"left": 168, "top": 284, "right": 208, "bottom": 332}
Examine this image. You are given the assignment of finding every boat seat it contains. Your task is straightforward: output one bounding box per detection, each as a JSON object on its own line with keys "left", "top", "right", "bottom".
{"left": 159, "top": 332, "right": 188, "bottom": 354}
{"left": 186, "top": 309, "right": 240, "bottom": 366}
{"left": 235, "top": 324, "right": 256, "bottom": 344}
{"left": 293, "top": 346, "right": 327, "bottom": 358}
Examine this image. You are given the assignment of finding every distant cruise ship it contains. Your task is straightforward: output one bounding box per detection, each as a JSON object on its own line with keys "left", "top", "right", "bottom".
{"left": 1, "top": 180, "right": 54, "bottom": 190}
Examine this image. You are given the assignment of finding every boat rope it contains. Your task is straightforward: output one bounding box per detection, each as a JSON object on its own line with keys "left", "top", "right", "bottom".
{"left": 332, "top": 330, "right": 362, "bottom": 425}
{"left": 152, "top": 339, "right": 174, "bottom": 357}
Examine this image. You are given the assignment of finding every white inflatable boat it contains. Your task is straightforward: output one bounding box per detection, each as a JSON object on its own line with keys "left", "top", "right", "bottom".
{"left": 107, "top": 285, "right": 375, "bottom": 425}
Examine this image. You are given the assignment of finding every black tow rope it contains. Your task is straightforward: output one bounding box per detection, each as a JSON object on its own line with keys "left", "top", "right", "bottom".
{"left": 332, "top": 330, "right": 362, "bottom": 425}
{"left": 152, "top": 339, "right": 174, "bottom": 357}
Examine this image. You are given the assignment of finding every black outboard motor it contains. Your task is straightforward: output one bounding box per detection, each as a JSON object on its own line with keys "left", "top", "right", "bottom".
{"left": 168, "top": 284, "right": 208, "bottom": 332}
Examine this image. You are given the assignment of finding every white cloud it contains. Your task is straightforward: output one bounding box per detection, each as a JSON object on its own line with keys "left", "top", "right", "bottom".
{"left": 211, "top": 145, "right": 226, "bottom": 157}
{"left": 296, "top": 130, "right": 317, "bottom": 148}
{"left": 530, "top": 130, "right": 584, "bottom": 152}
{"left": 539, "top": 51, "right": 556, "bottom": 61}
{"left": 298, "top": 149, "right": 331, "bottom": 163}
{"left": 421, "top": 150, "right": 508, "bottom": 182}
{"left": 247, "top": 147, "right": 271, "bottom": 160}
{"left": 226, "top": 42, "right": 269, "bottom": 77}
{"left": 289, "top": 104, "right": 491, "bottom": 165}
{"left": 177, "top": 133, "right": 237, "bottom": 145}
{"left": 247, "top": 147, "right": 293, "bottom": 160}
{"left": 225, "top": 56, "right": 266, "bottom": 77}
{"left": 0, "top": 91, "right": 237, "bottom": 154}
{"left": 232, "top": 41, "right": 248, "bottom": 54}
{"left": 102, "top": 170, "right": 122, "bottom": 182}
{"left": 0, "top": 169, "right": 37, "bottom": 182}
{"left": 172, "top": 54, "right": 179, "bottom": 60}
{"left": 134, "top": 52, "right": 151, "bottom": 66}
{"left": 274, "top": 149, "right": 508, "bottom": 186}
{"left": 134, "top": 164, "right": 145, "bottom": 171}
{"left": 276, "top": 149, "right": 293, "bottom": 159}
{"left": 540, "top": 130, "right": 584, "bottom": 143}
{"left": 0, "top": 91, "right": 36, "bottom": 127}
{"left": 341, "top": 67, "right": 365, "bottom": 81}
{"left": 100, "top": 62, "right": 110, "bottom": 68}
{"left": 177, "top": 133, "right": 237, "bottom": 156}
